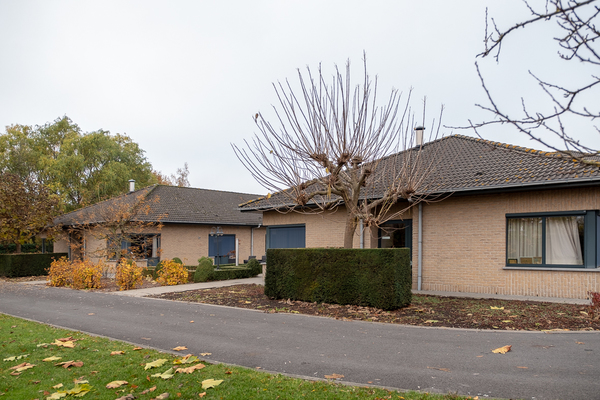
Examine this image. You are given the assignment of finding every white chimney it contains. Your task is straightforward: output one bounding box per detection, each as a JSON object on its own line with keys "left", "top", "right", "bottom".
{"left": 129, "top": 179, "right": 135, "bottom": 192}
{"left": 415, "top": 126, "right": 425, "bottom": 147}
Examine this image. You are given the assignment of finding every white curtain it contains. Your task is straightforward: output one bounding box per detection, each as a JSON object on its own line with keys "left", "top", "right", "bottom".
{"left": 507, "top": 218, "right": 542, "bottom": 263}
{"left": 546, "top": 216, "right": 583, "bottom": 265}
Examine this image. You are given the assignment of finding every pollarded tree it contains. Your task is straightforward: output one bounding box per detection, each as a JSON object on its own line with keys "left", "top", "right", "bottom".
{"left": 233, "top": 58, "right": 445, "bottom": 248}
{"left": 469, "top": 0, "right": 599, "bottom": 156}
{"left": 0, "top": 173, "right": 59, "bottom": 253}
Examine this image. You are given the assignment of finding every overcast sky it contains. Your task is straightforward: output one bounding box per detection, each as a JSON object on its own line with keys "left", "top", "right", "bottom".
{"left": 1, "top": 1, "right": 596, "bottom": 195}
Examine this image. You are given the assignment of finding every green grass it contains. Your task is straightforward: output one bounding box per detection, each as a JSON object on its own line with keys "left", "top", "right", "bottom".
{"left": 0, "top": 315, "right": 474, "bottom": 400}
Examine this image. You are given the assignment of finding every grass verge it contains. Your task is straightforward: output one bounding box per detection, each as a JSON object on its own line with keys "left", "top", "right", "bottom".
{"left": 0, "top": 314, "right": 470, "bottom": 400}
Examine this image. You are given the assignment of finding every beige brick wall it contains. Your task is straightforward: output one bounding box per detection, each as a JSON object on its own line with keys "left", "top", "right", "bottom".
{"left": 412, "top": 188, "right": 600, "bottom": 299}
{"left": 54, "top": 224, "right": 265, "bottom": 267}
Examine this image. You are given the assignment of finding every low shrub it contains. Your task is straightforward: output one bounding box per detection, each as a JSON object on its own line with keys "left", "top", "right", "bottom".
{"left": 172, "top": 257, "right": 183, "bottom": 264}
{"left": 71, "top": 259, "right": 103, "bottom": 289}
{"left": 589, "top": 291, "right": 600, "bottom": 319}
{"left": 47, "top": 257, "right": 72, "bottom": 287}
{"left": 115, "top": 259, "right": 145, "bottom": 290}
{"left": 1, "top": 253, "right": 67, "bottom": 277}
{"left": 156, "top": 259, "right": 189, "bottom": 286}
{"left": 194, "top": 258, "right": 214, "bottom": 283}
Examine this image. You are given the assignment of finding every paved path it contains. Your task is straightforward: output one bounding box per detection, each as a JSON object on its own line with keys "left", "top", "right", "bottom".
{"left": 1, "top": 280, "right": 599, "bottom": 400}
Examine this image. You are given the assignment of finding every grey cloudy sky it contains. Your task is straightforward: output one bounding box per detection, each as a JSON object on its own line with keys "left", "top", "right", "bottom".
{"left": 1, "top": 1, "right": 595, "bottom": 195}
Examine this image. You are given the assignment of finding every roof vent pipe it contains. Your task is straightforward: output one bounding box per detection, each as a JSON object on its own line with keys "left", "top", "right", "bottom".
{"left": 415, "top": 126, "right": 425, "bottom": 147}
{"left": 129, "top": 179, "right": 135, "bottom": 193}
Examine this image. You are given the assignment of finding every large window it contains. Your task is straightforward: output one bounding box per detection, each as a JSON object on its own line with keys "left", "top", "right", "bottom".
{"left": 108, "top": 234, "right": 160, "bottom": 261}
{"left": 209, "top": 234, "right": 235, "bottom": 265}
{"left": 378, "top": 220, "right": 412, "bottom": 253}
{"left": 506, "top": 211, "right": 597, "bottom": 268}
{"left": 266, "top": 225, "right": 305, "bottom": 249}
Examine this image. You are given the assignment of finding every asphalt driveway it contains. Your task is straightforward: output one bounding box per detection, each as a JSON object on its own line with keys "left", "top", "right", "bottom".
{"left": 0, "top": 281, "right": 598, "bottom": 400}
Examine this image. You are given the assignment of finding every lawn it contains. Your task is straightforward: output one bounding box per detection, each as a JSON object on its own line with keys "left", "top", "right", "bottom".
{"left": 0, "top": 314, "right": 472, "bottom": 400}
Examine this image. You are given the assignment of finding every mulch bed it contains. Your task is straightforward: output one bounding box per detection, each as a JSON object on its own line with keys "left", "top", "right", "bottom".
{"left": 3, "top": 276, "right": 598, "bottom": 331}
{"left": 148, "top": 284, "right": 599, "bottom": 331}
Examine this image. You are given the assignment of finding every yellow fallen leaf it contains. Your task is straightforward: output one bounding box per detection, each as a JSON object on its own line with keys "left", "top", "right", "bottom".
{"left": 492, "top": 345, "right": 512, "bottom": 354}
{"left": 176, "top": 363, "right": 206, "bottom": 374}
{"left": 174, "top": 354, "right": 199, "bottom": 364}
{"left": 576, "top": 341, "right": 584, "bottom": 345}
{"left": 43, "top": 356, "right": 62, "bottom": 362}
{"left": 46, "top": 392, "right": 67, "bottom": 399}
{"left": 111, "top": 351, "right": 125, "bottom": 355}
{"left": 172, "top": 346, "right": 188, "bottom": 351}
{"left": 490, "top": 306, "right": 504, "bottom": 310}
{"left": 55, "top": 360, "right": 84, "bottom": 368}
{"left": 144, "top": 359, "right": 168, "bottom": 370}
{"left": 424, "top": 320, "right": 439, "bottom": 323}
{"left": 324, "top": 373, "right": 344, "bottom": 379}
{"left": 53, "top": 383, "right": 64, "bottom": 389}
{"left": 151, "top": 368, "right": 174, "bottom": 380}
{"left": 502, "top": 320, "right": 512, "bottom": 323}
{"left": 3, "top": 354, "right": 28, "bottom": 361}
{"left": 9, "top": 362, "right": 35, "bottom": 372}
{"left": 133, "top": 347, "right": 142, "bottom": 351}
{"left": 200, "top": 353, "right": 212, "bottom": 356}
{"left": 190, "top": 321, "right": 194, "bottom": 323}
{"left": 53, "top": 340, "right": 75, "bottom": 348}
{"left": 106, "top": 380, "right": 128, "bottom": 389}
{"left": 202, "top": 379, "right": 223, "bottom": 389}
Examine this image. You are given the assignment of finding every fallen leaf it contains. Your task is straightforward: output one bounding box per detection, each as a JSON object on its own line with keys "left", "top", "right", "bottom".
{"left": 133, "top": 347, "right": 142, "bottom": 351}
{"left": 87, "top": 313, "right": 94, "bottom": 316}
{"left": 517, "top": 366, "right": 528, "bottom": 369}
{"left": 199, "top": 393, "right": 206, "bottom": 398}
{"left": 173, "top": 354, "right": 199, "bottom": 364}
{"left": 176, "top": 363, "right": 206, "bottom": 374}
{"left": 115, "top": 395, "right": 136, "bottom": 400}
{"left": 490, "top": 306, "right": 504, "bottom": 310}
{"left": 46, "top": 392, "right": 67, "bottom": 399}
{"left": 111, "top": 351, "right": 125, "bottom": 355}
{"left": 52, "top": 384, "right": 64, "bottom": 389}
{"left": 172, "top": 346, "right": 187, "bottom": 351}
{"left": 476, "top": 355, "right": 484, "bottom": 358}
{"left": 199, "top": 353, "right": 211, "bottom": 357}
{"left": 576, "top": 341, "right": 584, "bottom": 345}
{"left": 141, "top": 386, "right": 157, "bottom": 395}
{"left": 190, "top": 321, "right": 194, "bottom": 323}
{"left": 151, "top": 368, "right": 175, "bottom": 380}
{"left": 324, "top": 373, "right": 344, "bottom": 379}
{"left": 37, "top": 343, "right": 50, "bottom": 348}
{"left": 424, "top": 320, "right": 439, "bottom": 323}
{"left": 145, "top": 359, "right": 168, "bottom": 370}
{"left": 106, "top": 380, "right": 128, "bottom": 389}
{"left": 502, "top": 320, "right": 513, "bottom": 323}
{"left": 53, "top": 340, "right": 75, "bottom": 348}
{"left": 56, "top": 337, "right": 76, "bottom": 342}
{"left": 427, "top": 366, "right": 450, "bottom": 372}
{"left": 201, "top": 379, "right": 223, "bottom": 389}
{"left": 152, "top": 394, "right": 170, "bottom": 400}
{"left": 9, "top": 362, "right": 35, "bottom": 372}
{"left": 55, "top": 360, "right": 84, "bottom": 368}
{"left": 3, "top": 354, "right": 28, "bottom": 362}
{"left": 492, "top": 345, "right": 512, "bottom": 354}
{"left": 43, "top": 356, "right": 62, "bottom": 362}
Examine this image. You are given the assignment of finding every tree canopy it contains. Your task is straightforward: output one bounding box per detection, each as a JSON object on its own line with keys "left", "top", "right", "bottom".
{"left": 0, "top": 116, "right": 156, "bottom": 212}
{"left": 0, "top": 173, "right": 59, "bottom": 253}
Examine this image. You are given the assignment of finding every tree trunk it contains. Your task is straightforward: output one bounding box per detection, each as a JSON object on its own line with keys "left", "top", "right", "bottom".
{"left": 343, "top": 212, "right": 357, "bottom": 248}
{"left": 15, "top": 242, "right": 21, "bottom": 253}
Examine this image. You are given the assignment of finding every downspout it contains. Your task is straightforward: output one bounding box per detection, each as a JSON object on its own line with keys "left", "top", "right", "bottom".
{"left": 359, "top": 219, "right": 364, "bottom": 249}
{"left": 418, "top": 202, "right": 423, "bottom": 291}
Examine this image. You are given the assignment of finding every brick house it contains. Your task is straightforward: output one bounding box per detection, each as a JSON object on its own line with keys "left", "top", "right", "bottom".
{"left": 53, "top": 185, "right": 265, "bottom": 267}
{"left": 240, "top": 135, "right": 600, "bottom": 299}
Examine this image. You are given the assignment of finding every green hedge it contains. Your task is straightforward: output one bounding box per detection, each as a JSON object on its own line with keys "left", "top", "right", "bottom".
{"left": 264, "top": 248, "right": 411, "bottom": 310}
{"left": 148, "top": 259, "right": 262, "bottom": 283}
{"left": 0, "top": 242, "right": 54, "bottom": 254}
{"left": 0, "top": 253, "right": 68, "bottom": 277}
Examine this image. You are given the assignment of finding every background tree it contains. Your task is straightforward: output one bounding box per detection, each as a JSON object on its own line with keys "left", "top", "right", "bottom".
{"left": 468, "top": 0, "right": 599, "bottom": 156}
{"left": 152, "top": 162, "right": 191, "bottom": 187}
{"left": 0, "top": 173, "right": 59, "bottom": 253}
{"left": 0, "top": 116, "right": 156, "bottom": 211}
{"left": 233, "top": 58, "right": 444, "bottom": 248}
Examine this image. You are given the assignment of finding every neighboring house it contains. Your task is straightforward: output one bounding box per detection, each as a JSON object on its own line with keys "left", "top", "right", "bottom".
{"left": 53, "top": 185, "right": 265, "bottom": 267}
{"left": 240, "top": 134, "right": 600, "bottom": 299}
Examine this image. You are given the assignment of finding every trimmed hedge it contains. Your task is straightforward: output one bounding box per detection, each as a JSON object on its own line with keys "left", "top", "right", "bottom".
{"left": 264, "top": 248, "right": 411, "bottom": 310}
{"left": 149, "top": 259, "right": 262, "bottom": 283}
{"left": 0, "top": 243, "right": 54, "bottom": 254}
{"left": 0, "top": 253, "right": 68, "bottom": 277}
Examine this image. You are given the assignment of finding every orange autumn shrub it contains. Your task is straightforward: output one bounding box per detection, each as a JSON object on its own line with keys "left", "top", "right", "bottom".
{"left": 47, "top": 257, "right": 72, "bottom": 287}
{"left": 156, "top": 259, "right": 188, "bottom": 286}
{"left": 71, "top": 259, "right": 104, "bottom": 289}
{"left": 115, "top": 258, "right": 145, "bottom": 290}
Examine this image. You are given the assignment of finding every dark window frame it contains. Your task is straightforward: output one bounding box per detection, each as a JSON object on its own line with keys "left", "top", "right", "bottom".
{"left": 505, "top": 210, "right": 597, "bottom": 269}
{"left": 266, "top": 224, "right": 306, "bottom": 249}
{"left": 108, "top": 234, "right": 161, "bottom": 261}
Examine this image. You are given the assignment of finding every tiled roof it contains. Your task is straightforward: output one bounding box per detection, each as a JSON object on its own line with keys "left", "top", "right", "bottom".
{"left": 54, "top": 185, "right": 262, "bottom": 226}
{"left": 240, "top": 134, "right": 600, "bottom": 210}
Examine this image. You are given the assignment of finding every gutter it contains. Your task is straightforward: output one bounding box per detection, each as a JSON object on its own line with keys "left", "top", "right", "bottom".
{"left": 418, "top": 202, "right": 423, "bottom": 291}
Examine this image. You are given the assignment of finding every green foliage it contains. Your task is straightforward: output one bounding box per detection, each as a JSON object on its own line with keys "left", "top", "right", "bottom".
{"left": 210, "top": 264, "right": 261, "bottom": 281}
{"left": 0, "top": 116, "right": 156, "bottom": 212}
{"left": 0, "top": 173, "right": 59, "bottom": 252}
{"left": 194, "top": 258, "right": 214, "bottom": 282}
{"left": 246, "top": 258, "right": 262, "bottom": 275}
{"left": 197, "top": 256, "right": 213, "bottom": 266}
{"left": 265, "top": 248, "right": 411, "bottom": 310}
{"left": 172, "top": 257, "right": 183, "bottom": 264}
{"left": 0, "top": 253, "right": 67, "bottom": 277}
{"left": 0, "top": 241, "right": 53, "bottom": 254}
